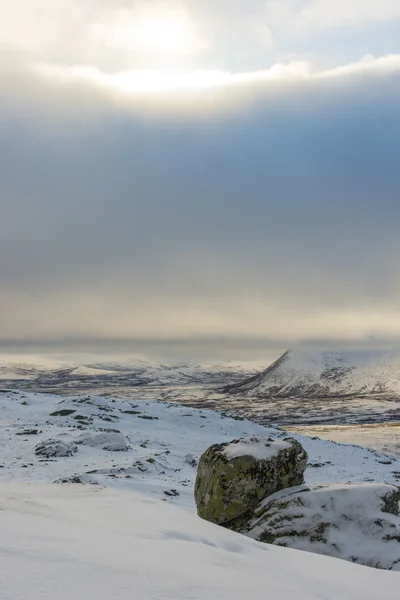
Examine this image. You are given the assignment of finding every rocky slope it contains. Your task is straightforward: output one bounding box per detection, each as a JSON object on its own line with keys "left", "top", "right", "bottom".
{"left": 1, "top": 389, "right": 400, "bottom": 499}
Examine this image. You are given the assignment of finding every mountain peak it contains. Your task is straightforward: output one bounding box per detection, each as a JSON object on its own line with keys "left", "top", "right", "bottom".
{"left": 225, "top": 349, "right": 400, "bottom": 399}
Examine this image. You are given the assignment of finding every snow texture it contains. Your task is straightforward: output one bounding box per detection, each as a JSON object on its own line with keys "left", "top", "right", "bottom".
{"left": 246, "top": 483, "right": 400, "bottom": 570}
{"left": 2, "top": 483, "right": 400, "bottom": 600}
{"left": 74, "top": 431, "right": 129, "bottom": 451}
{"left": 223, "top": 437, "right": 292, "bottom": 460}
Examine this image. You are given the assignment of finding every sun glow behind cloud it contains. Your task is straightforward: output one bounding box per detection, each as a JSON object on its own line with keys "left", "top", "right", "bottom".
{"left": 32, "top": 54, "right": 400, "bottom": 98}
{"left": 34, "top": 61, "right": 314, "bottom": 94}
{"left": 90, "top": 3, "right": 202, "bottom": 59}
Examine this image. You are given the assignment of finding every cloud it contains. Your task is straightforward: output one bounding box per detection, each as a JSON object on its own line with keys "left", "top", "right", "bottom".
{"left": 0, "top": 0, "right": 272, "bottom": 71}
{"left": 1, "top": 48, "right": 400, "bottom": 356}
{"left": 32, "top": 59, "right": 313, "bottom": 97}
{"left": 263, "top": 0, "right": 400, "bottom": 35}
{"left": 319, "top": 54, "right": 400, "bottom": 78}
{"left": 0, "top": 1, "right": 209, "bottom": 69}
{"left": 1, "top": 2, "right": 400, "bottom": 357}
{"left": 31, "top": 53, "right": 400, "bottom": 97}
{"left": 2, "top": 1, "right": 400, "bottom": 74}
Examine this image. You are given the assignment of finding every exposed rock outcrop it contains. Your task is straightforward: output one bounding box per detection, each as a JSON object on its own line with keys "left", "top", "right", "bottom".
{"left": 35, "top": 439, "right": 78, "bottom": 458}
{"left": 243, "top": 482, "right": 400, "bottom": 571}
{"left": 74, "top": 431, "right": 129, "bottom": 451}
{"left": 194, "top": 437, "right": 307, "bottom": 526}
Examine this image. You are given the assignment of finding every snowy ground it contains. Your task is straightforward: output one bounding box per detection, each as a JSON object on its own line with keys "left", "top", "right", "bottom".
{"left": 1, "top": 389, "right": 400, "bottom": 598}
{"left": 2, "top": 390, "right": 400, "bottom": 496}
{"left": 2, "top": 483, "right": 400, "bottom": 600}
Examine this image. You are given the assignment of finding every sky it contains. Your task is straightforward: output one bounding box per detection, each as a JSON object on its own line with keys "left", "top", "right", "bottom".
{"left": 1, "top": 1, "right": 400, "bottom": 361}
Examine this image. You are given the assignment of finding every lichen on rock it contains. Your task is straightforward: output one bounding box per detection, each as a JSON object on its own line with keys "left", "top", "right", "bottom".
{"left": 194, "top": 436, "right": 307, "bottom": 526}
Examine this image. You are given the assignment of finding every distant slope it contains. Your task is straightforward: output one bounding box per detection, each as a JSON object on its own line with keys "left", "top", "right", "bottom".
{"left": 224, "top": 350, "right": 400, "bottom": 398}
{"left": 0, "top": 359, "right": 260, "bottom": 391}
{"left": 71, "top": 365, "right": 119, "bottom": 376}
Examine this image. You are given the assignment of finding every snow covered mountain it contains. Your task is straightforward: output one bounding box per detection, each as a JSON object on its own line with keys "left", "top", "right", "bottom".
{"left": 225, "top": 349, "right": 400, "bottom": 399}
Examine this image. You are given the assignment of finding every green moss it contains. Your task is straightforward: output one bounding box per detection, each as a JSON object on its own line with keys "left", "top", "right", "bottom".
{"left": 195, "top": 437, "right": 307, "bottom": 527}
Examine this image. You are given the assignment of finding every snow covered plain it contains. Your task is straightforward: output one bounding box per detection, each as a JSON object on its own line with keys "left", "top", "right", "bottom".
{"left": 1, "top": 389, "right": 400, "bottom": 598}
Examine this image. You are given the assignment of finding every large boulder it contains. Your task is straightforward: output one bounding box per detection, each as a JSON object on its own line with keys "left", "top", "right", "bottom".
{"left": 243, "top": 482, "right": 400, "bottom": 570}
{"left": 35, "top": 439, "right": 78, "bottom": 458}
{"left": 194, "top": 436, "right": 307, "bottom": 526}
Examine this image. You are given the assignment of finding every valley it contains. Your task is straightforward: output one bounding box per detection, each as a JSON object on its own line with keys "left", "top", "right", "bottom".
{"left": 1, "top": 349, "right": 400, "bottom": 455}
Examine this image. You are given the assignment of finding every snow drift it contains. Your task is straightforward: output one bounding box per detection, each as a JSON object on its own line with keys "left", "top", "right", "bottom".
{"left": 1, "top": 483, "right": 400, "bottom": 600}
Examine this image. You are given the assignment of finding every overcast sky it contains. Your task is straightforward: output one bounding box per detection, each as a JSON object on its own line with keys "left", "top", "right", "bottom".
{"left": 1, "top": 1, "right": 400, "bottom": 361}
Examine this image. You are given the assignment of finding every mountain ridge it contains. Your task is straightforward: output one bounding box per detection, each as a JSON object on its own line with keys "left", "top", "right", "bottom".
{"left": 224, "top": 349, "right": 400, "bottom": 399}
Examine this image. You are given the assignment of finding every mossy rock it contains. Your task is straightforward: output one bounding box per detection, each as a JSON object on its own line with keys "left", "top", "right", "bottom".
{"left": 194, "top": 436, "right": 307, "bottom": 526}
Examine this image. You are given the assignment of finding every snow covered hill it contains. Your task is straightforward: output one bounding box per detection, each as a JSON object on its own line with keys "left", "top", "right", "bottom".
{"left": 225, "top": 349, "right": 400, "bottom": 399}
{"left": 1, "top": 389, "right": 400, "bottom": 598}
{"left": 2, "top": 483, "right": 400, "bottom": 600}
{"left": 0, "top": 356, "right": 260, "bottom": 391}
{"left": 1, "top": 389, "right": 400, "bottom": 493}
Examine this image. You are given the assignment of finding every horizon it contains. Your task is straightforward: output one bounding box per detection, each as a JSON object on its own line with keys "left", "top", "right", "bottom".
{"left": 3, "top": 343, "right": 400, "bottom": 368}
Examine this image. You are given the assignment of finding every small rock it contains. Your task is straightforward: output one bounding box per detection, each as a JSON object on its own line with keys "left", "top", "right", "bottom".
{"left": 16, "top": 429, "right": 42, "bottom": 436}
{"left": 50, "top": 409, "right": 76, "bottom": 417}
{"left": 138, "top": 415, "right": 159, "bottom": 420}
{"left": 185, "top": 453, "right": 197, "bottom": 468}
{"left": 164, "top": 489, "right": 180, "bottom": 497}
{"left": 35, "top": 439, "right": 78, "bottom": 458}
